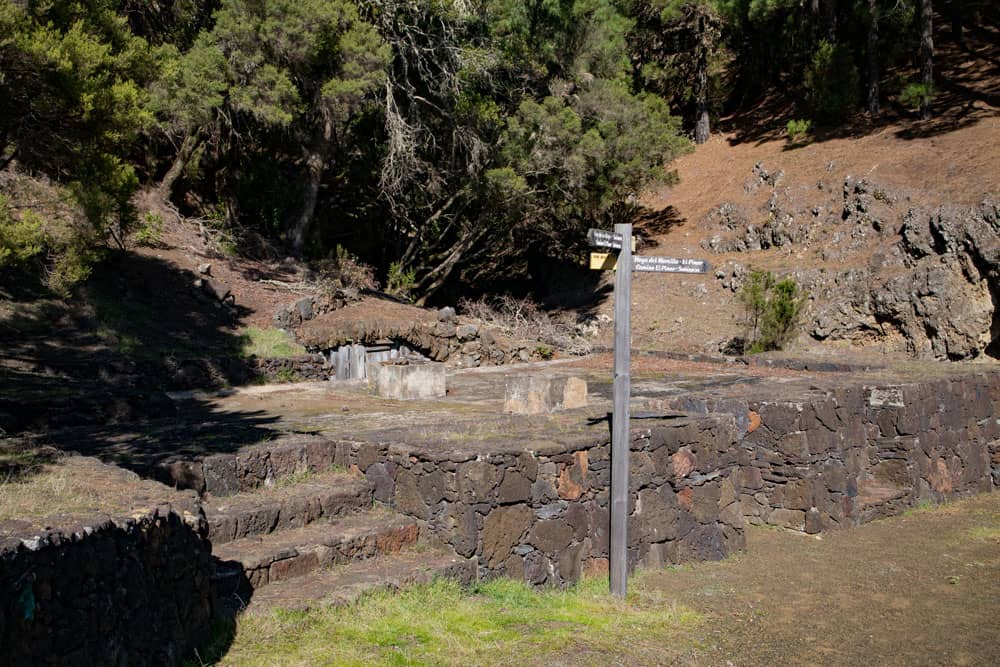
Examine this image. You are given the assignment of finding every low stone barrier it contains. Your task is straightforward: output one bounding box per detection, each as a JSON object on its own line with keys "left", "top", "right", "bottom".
{"left": 0, "top": 463, "right": 213, "bottom": 666}
{"left": 656, "top": 372, "right": 1000, "bottom": 532}
{"left": 156, "top": 416, "right": 746, "bottom": 584}
{"left": 739, "top": 374, "right": 1000, "bottom": 531}
{"left": 248, "top": 354, "right": 330, "bottom": 382}
{"left": 330, "top": 415, "right": 746, "bottom": 584}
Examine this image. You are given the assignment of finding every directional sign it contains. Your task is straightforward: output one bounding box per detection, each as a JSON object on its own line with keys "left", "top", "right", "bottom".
{"left": 633, "top": 256, "right": 710, "bottom": 274}
{"left": 590, "top": 253, "right": 710, "bottom": 274}
{"left": 587, "top": 228, "right": 635, "bottom": 251}
{"left": 589, "top": 252, "right": 616, "bottom": 270}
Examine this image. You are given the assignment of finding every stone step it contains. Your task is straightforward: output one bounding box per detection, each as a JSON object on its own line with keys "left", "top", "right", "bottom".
{"left": 157, "top": 433, "right": 355, "bottom": 496}
{"left": 213, "top": 509, "right": 420, "bottom": 590}
{"left": 241, "top": 541, "right": 477, "bottom": 614}
{"left": 205, "top": 471, "right": 373, "bottom": 545}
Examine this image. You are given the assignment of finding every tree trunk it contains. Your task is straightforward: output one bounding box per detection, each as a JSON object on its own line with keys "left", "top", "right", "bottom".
{"left": 157, "top": 131, "right": 202, "bottom": 199}
{"left": 288, "top": 117, "right": 333, "bottom": 256}
{"left": 693, "top": 24, "right": 710, "bottom": 144}
{"left": 824, "top": 0, "right": 838, "bottom": 43}
{"left": 950, "top": 0, "right": 964, "bottom": 46}
{"left": 920, "top": 0, "right": 934, "bottom": 120}
{"left": 412, "top": 226, "right": 484, "bottom": 306}
{"left": 867, "top": 0, "right": 880, "bottom": 115}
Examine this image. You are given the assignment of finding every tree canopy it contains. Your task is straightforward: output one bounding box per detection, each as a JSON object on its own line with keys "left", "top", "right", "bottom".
{"left": 2, "top": 0, "right": 992, "bottom": 300}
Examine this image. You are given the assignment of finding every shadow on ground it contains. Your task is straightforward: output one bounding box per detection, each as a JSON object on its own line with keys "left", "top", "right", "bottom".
{"left": 0, "top": 253, "right": 285, "bottom": 479}
{"left": 720, "top": 18, "right": 999, "bottom": 148}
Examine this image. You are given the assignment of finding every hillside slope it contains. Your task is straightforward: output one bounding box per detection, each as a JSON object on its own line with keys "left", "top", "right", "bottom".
{"left": 611, "top": 29, "right": 999, "bottom": 361}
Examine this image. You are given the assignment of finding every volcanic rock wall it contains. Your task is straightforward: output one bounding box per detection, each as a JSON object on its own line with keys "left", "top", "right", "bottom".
{"left": 660, "top": 372, "right": 1000, "bottom": 532}
{"left": 156, "top": 416, "right": 747, "bottom": 585}
{"left": 0, "top": 471, "right": 213, "bottom": 666}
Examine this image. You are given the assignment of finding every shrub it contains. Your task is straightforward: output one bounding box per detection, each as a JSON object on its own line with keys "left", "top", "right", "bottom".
{"left": 738, "top": 270, "right": 807, "bottom": 353}
{"left": 804, "top": 41, "right": 860, "bottom": 124}
{"left": 534, "top": 344, "right": 554, "bottom": 360}
{"left": 458, "top": 295, "right": 592, "bottom": 356}
{"left": 133, "top": 212, "right": 165, "bottom": 248}
{"left": 386, "top": 261, "right": 417, "bottom": 298}
{"left": 314, "top": 245, "right": 378, "bottom": 292}
{"left": 0, "top": 195, "right": 45, "bottom": 267}
{"left": 0, "top": 189, "right": 101, "bottom": 296}
{"left": 899, "top": 81, "right": 935, "bottom": 113}
{"left": 785, "top": 119, "right": 812, "bottom": 145}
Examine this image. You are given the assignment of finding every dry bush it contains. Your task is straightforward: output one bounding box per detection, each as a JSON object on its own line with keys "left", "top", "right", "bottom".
{"left": 458, "top": 295, "right": 597, "bottom": 356}
{"left": 312, "top": 245, "right": 379, "bottom": 293}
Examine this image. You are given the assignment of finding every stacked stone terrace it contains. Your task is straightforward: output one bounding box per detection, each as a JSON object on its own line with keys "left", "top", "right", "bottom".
{"left": 644, "top": 368, "right": 1000, "bottom": 532}
{"left": 6, "top": 357, "right": 997, "bottom": 663}
{"left": 155, "top": 412, "right": 746, "bottom": 606}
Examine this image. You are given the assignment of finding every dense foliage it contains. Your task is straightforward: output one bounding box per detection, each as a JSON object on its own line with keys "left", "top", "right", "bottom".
{"left": 1, "top": 0, "right": 995, "bottom": 300}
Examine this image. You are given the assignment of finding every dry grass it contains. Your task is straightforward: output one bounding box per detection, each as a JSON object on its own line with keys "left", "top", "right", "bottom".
{"left": 0, "top": 464, "right": 102, "bottom": 522}
{"left": 0, "top": 457, "right": 144, "bottom": 523}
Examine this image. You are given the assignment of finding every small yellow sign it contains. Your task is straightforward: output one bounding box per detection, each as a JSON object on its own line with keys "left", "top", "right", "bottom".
{"left": 590, "top": 252, "right": 617, "bottom": 270}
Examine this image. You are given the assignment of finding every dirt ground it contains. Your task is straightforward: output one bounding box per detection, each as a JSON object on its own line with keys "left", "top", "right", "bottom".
{"left": 639, "top": 492, "right": 1000, "bottom": 666}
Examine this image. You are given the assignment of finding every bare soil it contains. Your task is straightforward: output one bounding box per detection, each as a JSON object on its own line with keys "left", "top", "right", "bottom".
{"left": 644, "top": 491, "right": 1000, "bottom": 666}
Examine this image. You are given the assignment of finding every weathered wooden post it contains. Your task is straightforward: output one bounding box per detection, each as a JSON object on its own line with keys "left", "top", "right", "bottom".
{"left": 587, "top": 226, "right": 709, "bottom": 598}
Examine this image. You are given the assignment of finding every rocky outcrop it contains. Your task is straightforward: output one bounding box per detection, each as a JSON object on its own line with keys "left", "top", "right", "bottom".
{"left": 811, "top": 198, "right": 999, "bottom": 359}
{"left": 273, "top": 289, "right": 361, "bottom": 329}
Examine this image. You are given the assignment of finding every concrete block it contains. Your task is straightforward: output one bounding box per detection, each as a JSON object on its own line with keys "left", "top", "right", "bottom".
{"left": 504, "top": 375, "right": 588, "bottom": 414}
{"left": 371, "top": 360, "right": 446, "bottom": 400}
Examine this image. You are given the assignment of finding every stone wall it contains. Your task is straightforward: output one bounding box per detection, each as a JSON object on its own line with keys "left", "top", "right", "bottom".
{"left": 247, "top": 354, "right": 330, "bottom": 383}
{"left": 155, "top": 416, "right": 747, "bottom": 585}
{"left": 659, "top": 372, "right": 1000, "bottom": 532}
{"left": 377, "top": 416, "right": 745, "bottom": 583}
{"left": 0, "top": 489, "right": 213, "bottom": 665}
{"left": 297, "top": 309, "right": 552, "bottom": 369}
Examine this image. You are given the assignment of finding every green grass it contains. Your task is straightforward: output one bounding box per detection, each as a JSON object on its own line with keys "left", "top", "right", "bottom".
{"left": 240, "top": 327, "right": 306, "bottom": 358}
{"left": 206, "top": 576, "right": 702, "bottom": 666}
{"left": 902, "top": 499, "right": 939, "bottom": 515}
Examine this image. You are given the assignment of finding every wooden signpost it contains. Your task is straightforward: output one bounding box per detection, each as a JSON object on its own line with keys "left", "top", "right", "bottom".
{"left": 588, "top": 225, "right": 710, "bottom": 598}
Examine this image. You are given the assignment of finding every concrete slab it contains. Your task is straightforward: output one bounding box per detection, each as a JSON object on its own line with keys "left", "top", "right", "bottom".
{"left": 372, "top": 360, "right": 446, "bottom": 400}
{"left": 504, "top": 374, "right": 588, "bottom": 414}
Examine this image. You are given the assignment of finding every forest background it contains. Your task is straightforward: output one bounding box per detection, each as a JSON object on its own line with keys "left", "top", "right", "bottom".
{"left": 2, "top": 0, "right": 995, "bottom": 304}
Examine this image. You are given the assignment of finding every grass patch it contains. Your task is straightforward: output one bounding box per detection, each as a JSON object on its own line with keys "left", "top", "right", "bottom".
{"left": 0, "top": 444, "right": 58, "bottom": 481}
{"left": 205, "top": 576, "right": 702, "bottom": 666}
{"left": 240, "top": 327, "right": 305, "bottom": 359}
{"left": 902, "top": 499, "right": 939, "bottom": 515}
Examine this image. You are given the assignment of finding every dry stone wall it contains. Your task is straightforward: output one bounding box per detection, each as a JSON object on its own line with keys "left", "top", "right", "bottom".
{"left": 660, "top": 372, "right": 1000, "bottom": 532}
{"left": 334, "top": 416, "right": 745, "bottom": 584}
{"left": 155, "top": 417, "right": 747, "bottom": 585}
{"left": 0, "top": 495, "right": 213, "bottom": 666}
